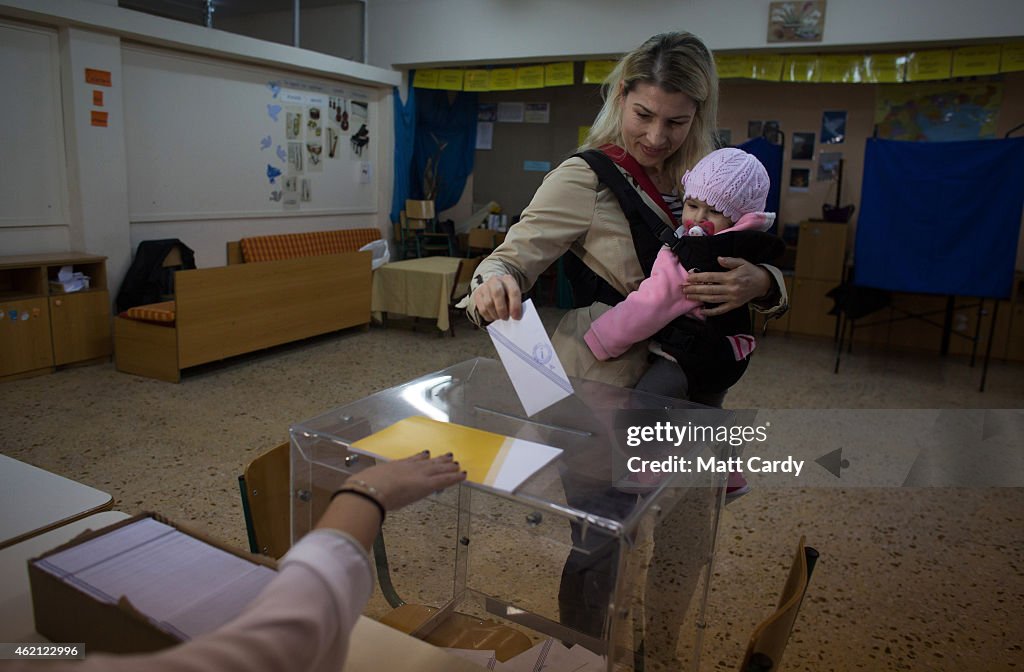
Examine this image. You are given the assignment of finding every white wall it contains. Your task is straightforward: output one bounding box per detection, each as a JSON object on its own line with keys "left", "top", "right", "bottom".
{"left": 367, "top": 0, "right": 1024, "bottom": 68}
{"left": 0, "top": 0, "right": 398, "bottom": 284}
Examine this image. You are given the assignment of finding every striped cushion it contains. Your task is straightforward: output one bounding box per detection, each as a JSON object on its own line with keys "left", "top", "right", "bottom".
{"left": 240, "top": 228, "right": 381, "bottom": 263}
{"left": 124, "top": 300, "right": 176, "bottom": 324}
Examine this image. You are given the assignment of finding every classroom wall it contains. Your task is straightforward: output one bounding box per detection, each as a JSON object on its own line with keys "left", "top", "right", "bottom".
{"left": 216, "top": 4, "right": 364, "bottom": 62}
{"left": 367, "top": 0, "right": 1024, "bottom": 69}
{"left": 0, "top": 0, "right": 398, "bottom": 294}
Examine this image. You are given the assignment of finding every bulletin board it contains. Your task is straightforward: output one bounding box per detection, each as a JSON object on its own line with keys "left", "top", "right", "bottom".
{"left": 122, "top": 45, "right": 378, "bottom": 222}
{"left": 0, "top": 21, "right": 68, "bottom": 228}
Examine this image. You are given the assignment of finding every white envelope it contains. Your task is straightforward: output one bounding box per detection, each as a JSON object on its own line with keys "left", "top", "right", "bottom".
{"left": 487, "top": 299, "right": 573, "bottom": 417}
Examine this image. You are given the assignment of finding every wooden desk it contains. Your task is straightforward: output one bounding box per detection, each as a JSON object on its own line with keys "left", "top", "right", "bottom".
{"left": 371, "top": 257, "right": 462, "bottom": 332}
{"left": 0, "top": 511, "right": 130, "bottom": 642}
{"left": 0, "top": 510, "right": 484, "bottom": 671}
{"left": 0, "top": 454, "right": 114, "bottom": 550}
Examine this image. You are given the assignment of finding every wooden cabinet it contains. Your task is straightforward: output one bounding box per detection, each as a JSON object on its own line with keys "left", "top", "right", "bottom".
{"left": 786, "top": 220, "right": 848, "bottom": 338}
{"left": 0, "top": 253, "right": 112, "bottom": 381}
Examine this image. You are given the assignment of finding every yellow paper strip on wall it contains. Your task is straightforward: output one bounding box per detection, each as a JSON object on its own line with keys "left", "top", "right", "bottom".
{"left": 819, "top": 55, "right": 864, "bottom": 83}
{"left": 489, "top": 68, "right": 517, "bottom": 91}
{"left": 413, "top": 69, "right": 440, "bottom": 89}
{"left": 583, "top": 60, "right": 616, "bottom": 84}
{"left": 749, "top": 54, "right": 784, "bottom": 82}
{"left": 1001, "top": 43, "right": 1024, "bottom": 73}
{"left": 544, "top": 62, "right": 575, "bottom": 87}
{"left": 578, "top": 126, "right": 591, "bottom": 147}
{"left": 782, "top": 54, "right": 821, "bottom": 83}
{"left": 436, "top": 69, "right": 465, "bottom": 91}
{"left": 516, "top": 65, "right": 545, "bottom": 89}
{"left": 715, "top": 54, "right": 751, "bottom": 79}
{"left": 905, "top": 50, "right": 952, "bottom": 82}
{"left": 464, "top": 69, "right": 492, "bottom": 92}
{"left": 951, "top": 45, "right": 1001, "bottom": 77}
{"left": 862, "top": 53, "right": 906, "bottom": 83}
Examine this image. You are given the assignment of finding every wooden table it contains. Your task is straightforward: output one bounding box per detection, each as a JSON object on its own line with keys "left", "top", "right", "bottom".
{"left": 0, "top": 454, "right": 114, "bottom": 550}
{"left": 371, "top": 256, "right": 462, "bottom": 332}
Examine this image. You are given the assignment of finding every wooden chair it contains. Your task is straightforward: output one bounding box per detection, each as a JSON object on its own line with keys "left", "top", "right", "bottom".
{"left": 238, "top": 442, "right": 292, "bottom": 559}
{"left": 740, "top": 536, "right": 819, "bottom": 672}
{"left": 466, "top": 227, "right": 497, "bottom": 257}
{"left": 447, "top": 256, "right": 483, "bottom": 337}
{"left": 397, "top": 211, "right": 424, "bottom": 259}
{"left": 238, "top": 442, "right": 531, "bottom": 661}
{"left": 406, "top": 199, "right": 456, "bottom": 257}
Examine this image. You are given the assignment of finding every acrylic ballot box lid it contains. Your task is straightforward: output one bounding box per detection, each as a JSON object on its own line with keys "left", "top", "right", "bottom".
{"left": 289, "top": 357, "right": 726, "bottom": 671}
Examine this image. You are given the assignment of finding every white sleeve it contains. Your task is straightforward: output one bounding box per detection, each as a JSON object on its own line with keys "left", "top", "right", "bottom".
{"left": 14, "top": 530, "right": 373, "bottom": 672}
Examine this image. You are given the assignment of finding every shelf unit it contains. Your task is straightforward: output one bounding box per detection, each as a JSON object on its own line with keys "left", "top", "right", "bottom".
{"left": 0, "top": 252, "right": 112, "bottom": 381}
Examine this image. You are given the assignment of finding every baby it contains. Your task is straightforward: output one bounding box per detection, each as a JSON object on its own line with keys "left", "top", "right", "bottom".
{"left": 584, "top": 148, "right": 783, "bottom": 397}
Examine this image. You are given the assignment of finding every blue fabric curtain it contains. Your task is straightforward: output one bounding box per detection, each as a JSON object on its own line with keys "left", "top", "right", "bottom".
{"left": 389, "top": 81, "right": 416, "bottom": 224}
{"left": 411, "top": 89, "right": 478, "bottom": 213}
{"left": 854, "top": 137, "right": 1024, "bottom": 299}
{"left": 737, "top": 136, "right": 783, "bottom": 229}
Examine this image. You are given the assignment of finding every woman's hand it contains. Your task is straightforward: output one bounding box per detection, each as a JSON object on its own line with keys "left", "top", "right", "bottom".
{"left": 353, "top": 452, "right": 465, "bottom": 512}
{"left": 683, "top": 257, "right": 772, "bottom": 317}
{"left": 473, "top": 274, "right": 523, "bottom": 322}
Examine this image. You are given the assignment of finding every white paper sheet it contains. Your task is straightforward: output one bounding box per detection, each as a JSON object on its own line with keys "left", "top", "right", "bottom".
{"left": 486, "top": 299, "right": 573, "bottom": 417}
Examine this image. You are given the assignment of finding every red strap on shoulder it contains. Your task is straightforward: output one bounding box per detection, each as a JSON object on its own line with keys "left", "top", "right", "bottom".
{"left": 598, "top": 144, "right": 677, "bottom": 225}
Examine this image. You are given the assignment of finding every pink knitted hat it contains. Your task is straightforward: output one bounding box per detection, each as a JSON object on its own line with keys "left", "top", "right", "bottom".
{"left": 682, "top": 148, "right": 770, "bottom": 222}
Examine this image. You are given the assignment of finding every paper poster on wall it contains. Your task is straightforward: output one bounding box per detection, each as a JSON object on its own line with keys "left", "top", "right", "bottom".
{"left": 359, "top": 162, "right": 372, "bottom": 185}
{"left": 285, "top": 108, "right": 302, "bottom": 140}
{"left": 306, "top": 142, "right": 323, "bottom": 171}
{"left": 524, "top": 102, "right": 550, "bottom": 124}
{"left": 791, "top": 132, "right": 815, "bottom": 160}
{"left": 349, "top": 100, "right": 369, "bottom": 158}
{"left": 306, "top": 107, "right": 322, "bottom": 140}
{"left": 817, "top": 152, "right": 841, "bottom": 181}
{"left": 789, "top": 168, "right": 810, "bottom": 191}
{"left": 476, "top": 122, "right": 494, "bottom": 150}
{"left": 283, "top": 175, "right": 299, "bottom": 210}
{"left": 497, "top": 102, "right": 524, "bottom": 123}
{"left": 329, "top": 96, "right": 348, "bottom": 130}
{"left": 478, "top": 103, "right": 497, "bottom": 122}
{"left": 327, "top": 127, "right": 339, "bottom": 158}
{"left": 301, "top": 178, "right": 311, "bottom": 202}
{"left": 287, "top": 142, "right": 304, "bottom": 172}
{"left": 820, "top": 110, "right": 846, "bottom": 144}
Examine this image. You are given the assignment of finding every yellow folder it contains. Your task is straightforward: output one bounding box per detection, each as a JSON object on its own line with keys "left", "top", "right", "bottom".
{"left": 351, "top": 416, "right": 561, "bottom": 492}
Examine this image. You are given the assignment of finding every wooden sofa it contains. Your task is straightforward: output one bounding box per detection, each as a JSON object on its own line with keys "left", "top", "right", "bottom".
{"left": 114, "top": 228, "right": 381, "bottom": 382}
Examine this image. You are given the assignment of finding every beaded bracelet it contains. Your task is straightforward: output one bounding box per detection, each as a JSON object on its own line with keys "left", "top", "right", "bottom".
{"left": 330, "top": 478, "right": 386, "bottom": 521}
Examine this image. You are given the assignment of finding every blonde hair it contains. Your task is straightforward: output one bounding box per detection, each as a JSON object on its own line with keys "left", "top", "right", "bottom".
{"left": 581, "top": 32, "right": 719, "bottom": 188}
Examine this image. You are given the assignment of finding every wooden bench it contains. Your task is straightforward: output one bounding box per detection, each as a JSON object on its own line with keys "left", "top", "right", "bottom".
{"left": 114, "top": 229, "right": 380, "bottom": 382}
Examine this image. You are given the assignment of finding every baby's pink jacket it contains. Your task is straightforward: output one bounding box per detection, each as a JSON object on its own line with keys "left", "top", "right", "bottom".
{"left": 584, "top": 212, "right": 773, "bottom": 361}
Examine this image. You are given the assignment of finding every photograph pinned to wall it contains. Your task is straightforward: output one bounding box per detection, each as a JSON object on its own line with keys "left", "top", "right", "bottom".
{"left": 817, "top": 152, "right": 842, "bottom": 181}
{"left": 762, "top": 120, "right": 782, "bottom": 144}
{"left": 476, "top": 121, "right": 494, "bottom": 150}
{"left": 307, "top": 107, "right": 322, "bottom": 139}
{"left": 524, "top": 102, "right": 550, "bottom": 124}
{"left": 497, "top": 102, "right": 525, "bottom": 123}
{"left": 329, "top": 96, "right": 348, "bottom": 130}
{"left": 789, "top": 167, "right": 811, "bottom": 191}
{"left": 821, "top": 110, "right": 847, "bottom": 144}
{"left": 478, "top": 103, "right": 497, "bottom": 122}
{"left": 791, "top": 132, "right": 815, "bottom": 160}
{"left": 287, "top": 142, "right": 304, "bottom": 173}
{"left": 716, "top": 129, "right": 732, "bottom": 148}
{"left": 767, "top": 1, "right": 826, "bottom": 43}
{"left": 283, "top": 176, "right": 299, "bottom": 210}
{"left": 285, "top": 108, "right": 302, "bottom": 140}
{"left": 301, "top": 178, "right": 312, "bottom": 202}
{"left": 327, "top": 127, "right": 340, "bottom": 159}
{"left": 349, "top": 100, "right": 370, "bottom": 159}
{"left": 747, "top": 120, "right": 763, "bottom": 139}
{"left": 306, "top": 142, "right": 323, "bottom": 171}
{"left": 283, "top": 176, "right": 297, "bottom": 192}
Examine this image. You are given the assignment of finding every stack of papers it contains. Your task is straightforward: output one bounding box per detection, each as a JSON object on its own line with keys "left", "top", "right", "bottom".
{"left": 52, "top": 266, "right": 90, "bottom": 293}
{"left": 351, "top": 416, "right": 562, "bottom": 493}
{"left": 34, "top": 517, "right": 276, "bottom": 639}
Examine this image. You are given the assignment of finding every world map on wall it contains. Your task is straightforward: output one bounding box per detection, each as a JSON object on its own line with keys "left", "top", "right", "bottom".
{"left": 875, "top": 83, "right": 1002, "bottom": 142}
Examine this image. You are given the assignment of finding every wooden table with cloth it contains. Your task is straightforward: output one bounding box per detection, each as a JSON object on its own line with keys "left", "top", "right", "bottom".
{"left": 371, "top": 256, "right": 463, "bottom": 332}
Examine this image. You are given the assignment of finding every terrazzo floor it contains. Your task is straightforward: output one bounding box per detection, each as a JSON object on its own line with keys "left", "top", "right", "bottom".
{"left": 2, "top": 307, "right": 1022, "bottom": 671}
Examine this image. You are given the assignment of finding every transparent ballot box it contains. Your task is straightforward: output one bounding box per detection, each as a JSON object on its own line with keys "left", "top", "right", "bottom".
{"left": 290, "top": 358, "right": 727, "bottom": 671}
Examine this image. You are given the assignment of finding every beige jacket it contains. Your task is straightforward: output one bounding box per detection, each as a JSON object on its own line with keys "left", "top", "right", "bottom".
{"left": 464, "top": 156, "right": 788, "bottom": 389}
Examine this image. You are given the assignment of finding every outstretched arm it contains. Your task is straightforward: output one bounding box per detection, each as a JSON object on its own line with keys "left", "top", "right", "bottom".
{"left": 584, "top": 248, "right": 703, "bottom": 360}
